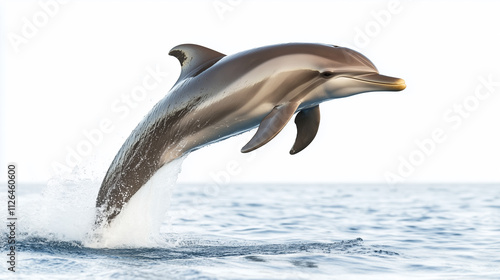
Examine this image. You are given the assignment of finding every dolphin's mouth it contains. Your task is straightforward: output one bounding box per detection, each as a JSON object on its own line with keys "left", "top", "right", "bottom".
{"left": 350, "top": 73, "right": 406, "bottom": 91}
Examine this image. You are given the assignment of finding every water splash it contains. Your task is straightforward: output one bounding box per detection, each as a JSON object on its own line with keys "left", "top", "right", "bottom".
{"left": 15, "top": 168, "right": 100, "bottom": 243}
{"left": 86, "top": 156, "right": 186, "bottom": 248}
{"left": 3, "top": 156, "right": 186, "bottom": 249}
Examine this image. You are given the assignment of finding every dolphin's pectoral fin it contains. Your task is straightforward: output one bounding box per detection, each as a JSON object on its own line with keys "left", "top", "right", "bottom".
{"left": 241, "top": 102, "right": 300, "bottom": 153}
{"left": 169, "top": 44, "right": 226, "bottom": 81}
{"left": 290, "top": 105, "right": 320, "bottom": 155}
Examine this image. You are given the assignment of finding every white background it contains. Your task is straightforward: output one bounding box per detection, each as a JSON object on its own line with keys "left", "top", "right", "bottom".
{"left": 1, "top": 0, "right": 499, "bottom": 185}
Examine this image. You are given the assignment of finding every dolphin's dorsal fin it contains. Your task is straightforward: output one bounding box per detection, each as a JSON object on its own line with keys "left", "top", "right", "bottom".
{"left": 241, "top": 102, "right": 300, "bottom": 153}
{"left": 290, "top": 105, "right": 320, "bottom": 155}
{"left": 169, "top": 44, "right": 226, "bottom": 81}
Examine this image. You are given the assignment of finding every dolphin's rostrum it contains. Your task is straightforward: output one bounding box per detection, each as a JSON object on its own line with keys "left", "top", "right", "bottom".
{"left": 95, "top": 43, "right": 406, "bottom": 226}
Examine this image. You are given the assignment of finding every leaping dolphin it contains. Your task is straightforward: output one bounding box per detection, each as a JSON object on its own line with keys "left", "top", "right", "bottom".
{"left": 95, "top": 43, "right": 406, "bottom": 225}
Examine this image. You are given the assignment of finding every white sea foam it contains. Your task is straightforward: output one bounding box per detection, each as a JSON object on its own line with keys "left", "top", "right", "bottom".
{"left": 85, "top": 156, "right": 185, "bottom": 248}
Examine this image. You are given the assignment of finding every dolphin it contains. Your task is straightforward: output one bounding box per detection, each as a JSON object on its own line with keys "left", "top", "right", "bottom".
{"left": 95, "top": 43, "right": 406, "bottom": 225}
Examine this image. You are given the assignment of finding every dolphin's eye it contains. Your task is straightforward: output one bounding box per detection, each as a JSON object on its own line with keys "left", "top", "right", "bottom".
{"left": 321, "top": 71, "right": 335, "bottom": 78}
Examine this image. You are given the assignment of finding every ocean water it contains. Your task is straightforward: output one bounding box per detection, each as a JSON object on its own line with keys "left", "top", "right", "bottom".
{"left": 2, "top": 173, "right": 500, "bottom": 279}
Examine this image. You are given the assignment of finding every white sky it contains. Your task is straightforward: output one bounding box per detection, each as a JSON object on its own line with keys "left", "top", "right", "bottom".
{"left": 1, "top": 0, "right": 499, "bottom": 185}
